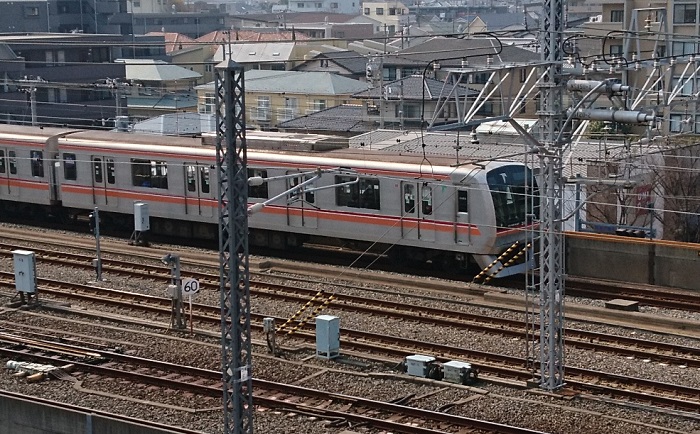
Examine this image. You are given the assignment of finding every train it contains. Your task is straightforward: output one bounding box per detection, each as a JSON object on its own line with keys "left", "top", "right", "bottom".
{"left": 0, "top": 124, "right": 538, "bottom": 276}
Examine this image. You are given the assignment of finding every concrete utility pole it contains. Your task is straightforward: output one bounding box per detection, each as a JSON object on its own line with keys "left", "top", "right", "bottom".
{"left": 530, "top": 0, "right": 566, "bottom": 391}
{"left": 215, "top": 58, "right": 253, "bottom": 433}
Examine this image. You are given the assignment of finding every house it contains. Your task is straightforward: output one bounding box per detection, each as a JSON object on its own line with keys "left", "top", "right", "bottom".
{"left": 293, "top": 50, "right": 370, "bottom": 81}
{"left": 0, "top": 33, "right": 167, "bottom": 127}
{"left": 195, "top": 70, "right": 370, "bottom": 129}
{"left": 118, "top": 59, "right": 201, "bottom": 121}
{"left": 352, "top": 75, "right": 475, "bottom": 128}
{"left": 361, "top": 1, "right": 410, "bottom": 35}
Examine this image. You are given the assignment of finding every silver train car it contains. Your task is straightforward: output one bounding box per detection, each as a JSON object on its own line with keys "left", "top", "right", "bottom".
{"left": 0, "top": 125, "right": 538, "bottom": 275}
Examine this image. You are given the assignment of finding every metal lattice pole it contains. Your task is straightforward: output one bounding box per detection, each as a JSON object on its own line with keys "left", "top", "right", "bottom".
{"left": 534, "top": 0, "right": 566, "bottom": 391}
{"left": 215, "top": 59, "right": 254, "bottom": 433}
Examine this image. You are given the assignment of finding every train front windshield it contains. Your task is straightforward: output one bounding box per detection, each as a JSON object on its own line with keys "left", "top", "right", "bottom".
{"left": 487, "top": 165, "right": 539, "bottom": 229}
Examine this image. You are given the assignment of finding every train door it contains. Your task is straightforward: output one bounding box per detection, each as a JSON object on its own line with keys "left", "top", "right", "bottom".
{"left": 91, "top": 156, "right": 115, "bottom": 207}
{"left": 286, "top": 171, "right": 317, "bottom": 229}
{"left": 0, "top": 148, "right": 11, "bottom": 197}
{"left": 455, "top": 188, "right": 471, "bottom": 244}
{"left": 4, "top": 150, "right": 19, "bottom": 198}
{"left": 183, "top": 163, "right": 213, "bottom": 217}
{"left": 399, "top": 182, "right": 434, "bottom": 242}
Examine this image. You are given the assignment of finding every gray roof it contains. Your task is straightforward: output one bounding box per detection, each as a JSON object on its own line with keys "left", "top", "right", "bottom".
{"left": 197, "top": 70, "right": 370, "bottom": 95}
{"left": 353, "top": 75, "right": 474, "bottom": 100}
{"left": 388, "top": 36, "right": 539, "bottom": 68}
{"left": 311, "top": 51, "right": 369, "bottom": 74}
{"left": 348, "top": 125, "right": 626, "bottom": 179}
{"left": 121, "top": 60, "right": 201, "bottom": 82}
{"left": 278, "top": 104, "right": 374, "bottom": 134}
{"left": 130, "top": 113, "right": 215, "bottom": 136}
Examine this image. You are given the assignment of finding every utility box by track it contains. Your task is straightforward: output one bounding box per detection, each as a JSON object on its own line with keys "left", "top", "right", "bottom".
{"left": 12, "top": 250, "right": 37, "bottom": 293}
{"left": 315, "top": 315, "right": 340, "bottom": 359}
{"left": 406, "top": 355, "right": 435, "bottom": 378}
{"left": 443, "top": 360, "right": 476, "bottom": 384}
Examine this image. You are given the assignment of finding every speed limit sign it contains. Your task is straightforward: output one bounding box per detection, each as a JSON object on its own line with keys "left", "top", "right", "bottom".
{"left": 182, "top": 278, "right": 200, "bottom": 298}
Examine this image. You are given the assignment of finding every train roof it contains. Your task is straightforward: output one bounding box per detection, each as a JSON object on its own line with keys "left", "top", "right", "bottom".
{"left": 0, "top": 125, "right": 78, "bottom": 142}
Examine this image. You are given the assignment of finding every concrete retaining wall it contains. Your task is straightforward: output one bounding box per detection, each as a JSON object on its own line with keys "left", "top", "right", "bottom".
{"left": 0, "top": 393, "right": 179, "bottom": 434}
{"left": 566, "top": 234, "right": 700, "bottom": 290}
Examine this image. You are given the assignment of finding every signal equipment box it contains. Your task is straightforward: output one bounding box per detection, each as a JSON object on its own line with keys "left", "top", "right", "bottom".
{"left": 134, "top": 202, "right": 150, "bottom": 231}
{"left": 443, "top": 360, "right": 474, "bottom": 384}
{"left": 315, "top": 315, "right": 340, "bottom": 359}
{"left": 406, "top": 355, "right": 436, "bottom": 378}
{"left": 12, "top": 250, "right": 37, "bottom": 293}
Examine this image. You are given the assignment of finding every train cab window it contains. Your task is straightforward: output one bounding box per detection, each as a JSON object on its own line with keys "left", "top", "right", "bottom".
{"left": 403, "top": 184, "right": 416, "bottom": 214}
{"left": 30, "top": 150, "right": 44, "bottom": 178}
{"left": 248, "top": 169, "right": 268, "bottom": 198}
{"left": 457, "top": 190, "right": 468, "bottom": 213}
{"left": 9, "top": 151, "right": 17, "bottom": 174}
{"left": 186, "top": 165, "right": 197, "bottom": 192}
{"left": 63, "top": 153, "right": 77, "bottom": 180}
{"left": 93, "top": 158, "right": 103, "bottom": 183}
{"left": 421, "top": 185, "right": 433, "bottom": 215}
{"left": 106, "top": 159, "right": 115, "bottom": 184}
{"left": 0, "top": 150, "right": 5, "bottom": 174}
{"left": 131, "top": 159, "right": 168, "bottom": 189}
{"left": 336, "top": 176, "right": 380, "bottom": 210}
{"left": 200, "top": 167, "right": 210, "bottom": 194}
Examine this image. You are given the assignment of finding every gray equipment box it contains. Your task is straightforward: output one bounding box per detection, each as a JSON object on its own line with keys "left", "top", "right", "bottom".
{"left": 443, "top": 360, "right": 473, "bottom": 384}
{"left": 12, "top": 250, "right": 37, "bottom": 293}
{"left": 406, "top": 355, "right": 435, "bottom": 378}
{"left": 315, "top": 315, "right": 340, "bottom": 359}
{"left": 134, "top": 202, "right": 150, "bottom": 231}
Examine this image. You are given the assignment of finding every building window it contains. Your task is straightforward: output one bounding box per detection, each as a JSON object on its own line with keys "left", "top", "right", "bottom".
{"left": 364, "top": 7, "right": 369, "bottom": 14}
{"left": 376, "top": 7, "right": 384, "bottom": 15}
{"left": 31, "top": 151, "right": 44, "bottom": 178}
{"left": 672, "top": 41, "right": 695, "bottom": 56}
{"left": 674, "top": 4, "right": 696, "bottom": 23}
{"left": 24, "top": 7, "right": 39, "bottom": 17}
{"left": 669, "top": 114, "right": 683, "bottom": 132}
{"left": 331, "top": 2, "right": 338, "bottom": 7}
{"left": 609, "top": 44, "right": 623, "bottom": 56}
{"left": 297, "top": 2, "right": 304, "bottom": 7}
{"left": 610, "top": 10, "right": 623, "bottom": 22}
{"left": 310, "top": 99, "right": 326, "bottom": 112}
{"left": 389, "top": 7, "right": 396, "bottom": 15}
{"left": 131, "top": 159, "right": 168, "bottom": 189}
{"left": 200, "top": 92, "right": 215, "bottom": 114}
{"left": 315, "top": 2, "right": 322, "bottom": 7}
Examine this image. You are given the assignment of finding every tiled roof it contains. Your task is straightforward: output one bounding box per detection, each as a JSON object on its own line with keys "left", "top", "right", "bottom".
{"left": 197, "top": 70, "right": 369, "bottom": 95}
{"left": 146, "top": 32, "right": 195, "bottom": 53}
{"left": 278, "top": 104, "right": 374, "bottom": 133}
{"left": 123, "top": 60, "right": 201, "bottom": 82}
{"left": 315, "top": 51, "right": 369, "bottom": 74}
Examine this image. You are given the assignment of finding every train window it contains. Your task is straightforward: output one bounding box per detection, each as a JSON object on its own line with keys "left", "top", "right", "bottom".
{"left": 288, "top": 174, "right": 315, "bottom": 204}
{"left": 9, "top": 151, "right": 17, "bottom": 174}
{"left": 421, "top": 185, "right": 433, "bottom": 215}
{"left": 487, "top": 165, "right": 538, "bottom": 228}
{"left": 106, "top": 159, "right": 115, "bottom": 184}
{"left": 200, "top": 167, "right": 210, "bottom": 194}
{"left": 457, "top": 190, "right": 468, "bottom": 213}
{"left": 186, "top": 165, "right": 197, "bottom": 192}
{"left": 30, "top": 150, "right": 44, "bottom": 178}
{"left": 93, "top": 158, "right": 103, "bottom": 183}
{"left": 131, "top": 159, "right": 169, "bottom": 189}
{"left": 248, "top": 168, "right": 268, "bottom": 198}
{"left": 403, "top": 184, "right": 415, "bottom": 214}
{"left": 335, "top": 176, "right": 380, "bottom": 210}
{"left": 0, "top": 150, "right": 5, "bottom": 174}
{"left": 63, "top": 153, "right": 77, "bottom": 180}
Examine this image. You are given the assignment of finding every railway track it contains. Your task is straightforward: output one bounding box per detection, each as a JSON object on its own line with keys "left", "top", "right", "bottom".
{"left": 1, "top": 272, "right": 699, "bottom": 415}
{"left": 0, "top": 331, "right": 544, "bottom": 434}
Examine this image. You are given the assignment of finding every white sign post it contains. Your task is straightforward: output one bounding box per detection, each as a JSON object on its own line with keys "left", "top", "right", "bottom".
{"left": 182, "top": 278, "right": 200, "bottom": 335}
